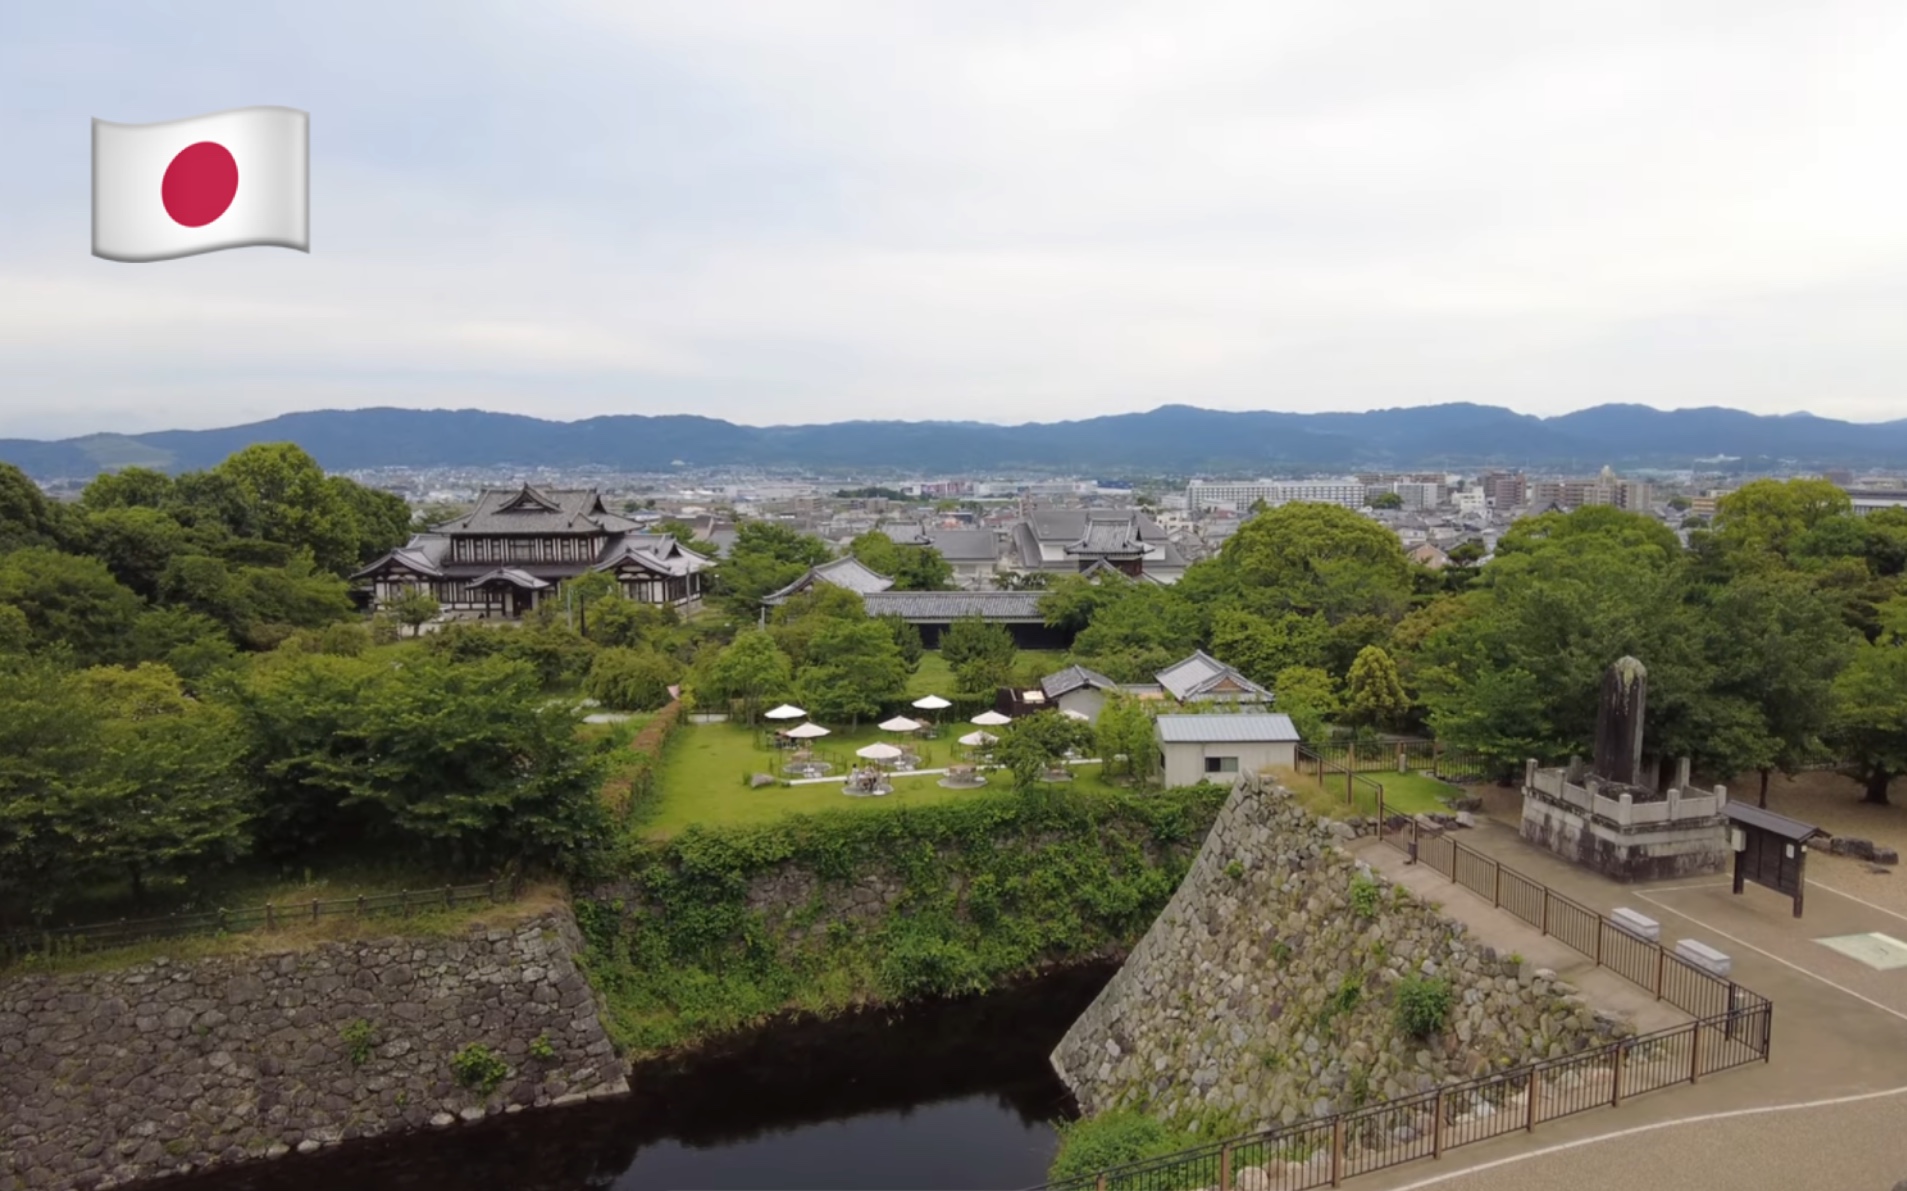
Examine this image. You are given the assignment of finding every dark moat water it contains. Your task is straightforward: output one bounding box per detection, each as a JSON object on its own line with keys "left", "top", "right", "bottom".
{"left": 152, "top": 964, "right": 1111, "bottom": 1191}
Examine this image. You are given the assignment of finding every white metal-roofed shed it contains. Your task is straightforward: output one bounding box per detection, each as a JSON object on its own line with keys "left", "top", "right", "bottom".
{"left": 1155, "top": 714, "right": 1302, "bottom": 787}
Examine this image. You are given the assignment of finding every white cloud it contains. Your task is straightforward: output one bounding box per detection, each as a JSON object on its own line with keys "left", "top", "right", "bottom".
{"left": 3, "top": 0, "right": 1907, "bottom": 436}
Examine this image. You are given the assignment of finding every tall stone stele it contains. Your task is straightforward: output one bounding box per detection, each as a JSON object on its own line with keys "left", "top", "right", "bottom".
{"left": 1592, "top": 656, "right": 1647, "bottom": 786}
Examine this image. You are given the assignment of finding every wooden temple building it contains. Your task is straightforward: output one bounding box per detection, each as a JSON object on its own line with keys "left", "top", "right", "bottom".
{"left": 352, "top": 485, "right": 714, "bottom": 620}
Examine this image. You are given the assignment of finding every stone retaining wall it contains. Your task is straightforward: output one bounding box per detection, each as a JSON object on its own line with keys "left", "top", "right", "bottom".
{"left": 1051, "top": 774, "right": 1632, "bottom": 1134}
{"left": 0, "top": 912, "right": 626, "bottom": 1191}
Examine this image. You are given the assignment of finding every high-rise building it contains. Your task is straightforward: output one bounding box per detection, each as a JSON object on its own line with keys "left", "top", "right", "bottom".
{"left": 1480, "top": 471, "right": 1526, "bottom": 508}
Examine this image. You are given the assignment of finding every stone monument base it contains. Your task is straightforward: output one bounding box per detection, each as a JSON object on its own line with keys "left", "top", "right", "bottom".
{"left": 1520, "top": 766, "right": 1729, "bottom": 883}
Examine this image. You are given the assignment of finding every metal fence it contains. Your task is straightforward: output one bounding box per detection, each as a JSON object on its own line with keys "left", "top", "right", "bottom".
{"left": 1399, "top": 821, "right": 1772, "bottom": 1024}
{"left": 1031, "top": 790, "right": 1777, "bottom": 1191}
{"left": 1035, "top": 1003, "right": 1770, "bottom": 1191}
{"left": 1294, "top": 746, "right": 1387, "bottom": 819}
{"left": 0, "top": 879, "right": 521, "bottom": 968}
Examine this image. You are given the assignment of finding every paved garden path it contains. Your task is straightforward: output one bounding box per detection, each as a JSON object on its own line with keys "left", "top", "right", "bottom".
{"left": 1348, "top": 816, "right": 1907, "bottom": 1191}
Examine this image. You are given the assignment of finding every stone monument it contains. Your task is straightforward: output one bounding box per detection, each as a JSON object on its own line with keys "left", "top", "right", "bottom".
{"left": 1519, "top": 655, "right": 1729, "bottom": 882}
{"left": 1593, "top": 656, "right": 1647, "bottom": 787}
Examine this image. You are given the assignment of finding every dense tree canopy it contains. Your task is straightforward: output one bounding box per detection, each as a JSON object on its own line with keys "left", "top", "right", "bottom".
{"left": 847, "top": 530, "right": 954, "bottom": 591}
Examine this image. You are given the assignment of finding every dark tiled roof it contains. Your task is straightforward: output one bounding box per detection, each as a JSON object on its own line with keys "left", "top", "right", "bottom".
{"left": 1040, "top": 664, "right": 1119, "bottom": 699}
{"left": 862, "top": 591, "right": 1045, "bottom": 622}
{"left": 924, "top": 528, "right": 999, "bottom": 563}
{"left": 432, "top": 485, "right": 625, "bottom": 535}
{"left": 1065, "top": 513, "right": 1147, "bottom": 557}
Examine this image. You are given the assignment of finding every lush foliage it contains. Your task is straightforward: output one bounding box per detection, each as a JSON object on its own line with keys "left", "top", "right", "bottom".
{"left": 574, "top": 784, "right": 1228, "bottom": 1054}
{"left": 450, "top": 1042, "right": 510, "bottom": 1094}
{"left": 584, "top": 647, "right": 682, "bottom": 712}
{"left": 1393, "top": 974, "right": 1454, "bottom": 1038}
{"left": 847, "top": 529, "right": 954, "bottom": 591}
{"left": 711, "top": 522, "right": 833, "bottom": 615}
{"left": 1048, "top": 1110, "right": 1183, "bottom": 1183}
{"left": 995, "top": 711, "right": 1096, "bottom": 789}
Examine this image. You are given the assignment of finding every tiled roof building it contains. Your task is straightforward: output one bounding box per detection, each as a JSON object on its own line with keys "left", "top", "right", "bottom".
{"left": 352, "top": 484, "right": 714, "bottom": 621}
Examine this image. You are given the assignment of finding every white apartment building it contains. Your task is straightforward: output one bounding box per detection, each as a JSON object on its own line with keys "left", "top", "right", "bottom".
{"left": 1186, "top": 480, "right": 1367, "bottom": 511}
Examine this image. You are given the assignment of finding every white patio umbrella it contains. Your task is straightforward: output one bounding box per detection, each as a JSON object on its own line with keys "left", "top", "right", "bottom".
{"left": 878, "top": 716, "right": 924, "bottom": 733}
{"left": 764, "top": 704, "right": 807, "bottom": 721}
{"left": 958, "top": 730, "right": 998, "bottom": 747}
{"left": 911, "top": 695, "right": 953, "bottom": 711}
{"left": 784, "top": 721, "right": 831, "bottom": 740}
{"left": 1061, "top": 709, "right": 1092, "bottom": 722}
{"left": 970, "top": 710, "right": 1012, "bottom": 727}
{"left": 856, "top": 742, "right": 904, "bottom": 761}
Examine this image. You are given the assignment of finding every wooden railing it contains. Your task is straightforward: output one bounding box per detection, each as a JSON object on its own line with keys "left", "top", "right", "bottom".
{"left": 0, "top": 878, "right": 522, "bottom": 968}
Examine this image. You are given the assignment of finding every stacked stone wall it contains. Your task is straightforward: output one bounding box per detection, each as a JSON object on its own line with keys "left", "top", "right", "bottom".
{"left": 1052, "top": 774, "right": 1631, "bottom": 1133}
{"left": 0, "top": 912, "right": 625, "bottom": 1191}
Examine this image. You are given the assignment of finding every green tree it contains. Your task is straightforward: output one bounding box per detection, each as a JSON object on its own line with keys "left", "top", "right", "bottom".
{"left": 713, "top": 522, "right": 833, "bottom": 615}
{"left": 877, "top": 613, "right": 925, "bottom": 674}
{"left": 586, "top": 597, "right": 674, "bottom": 650}
{"left": 941, "top": 614, "right": 1016, "bottom": 672}
{"left": 328, "top": 476, "right": 414, "bottom": 566}
{"left": 1713, "top": 478, "right": 1853, "bottom": 564}
{"left": 1070, "top": 585, "right": 1201, "bottom": 666}
{"left": 389, "top": 587, "right": 442, "bottom": 637}
{"left": 1095, "top": 693, "right": 1156, "bottom": 783}
{"left": 1702, "top": 571, "right": 1856, "bottom": 803}
{"left": 795, "top": 619, "right": 908, "bottom": 726}
{"left": 1272, "top": 665, "right": 1340, "bottom": 744}
{"left": 236, "top": 653, "right": 606, "bottom": 867}
{"left": 1344, "top": 645, "right": 1409, "bottom": 731}
{"left": 0, "top": 546, "right": 145, "bottom": 665}
{"left": 768, "top": 584, "right": 868, "bottom": 668}
{"left": 995, "top": 711, "right": 1094, "bottom": 790}
{"left": 584, "top": 648, "right": 681, "bottom": 712}
{"left": 79, "top": 505, "right": 187, "bottom": 598}
{"left": 71, "top": 663, "right": 251, "bottom": 899}
{"left": 1191, "top": 502, "right": 1414, "bottom": 623}
{"left": 558, "top": 570, "right": 620, "bottom": 636}
{"left": 211, "top": 443, "right": 362, "bottom": 574}
{"left": 0, "top": 463, "right": 71, "bottom": 552}
{"left": 848, "top": 530, "right": 953, "bottom": 591}
{"left": 80, "top": 466, "right": 174, "bottom": 512}
{"left": 0, "top": 656, "right": 101, "bottom": 914}
{"left": 1417, "top": 508, "right": 1712, "bottom": 773}
{"left": 128, "top": 606, "right": 241, "bottom": 683}
{"left": 1207, "top": 608, "right": 1331, "bottom": 687}
{"left": 701, "top": 630, "right": 794, "bottom": 723}
{"left": 1368, "top": 491, "right": 1404, "bottom": 510}
{"left": 1826, "top": 629, "right": 1907, "bottom": 805}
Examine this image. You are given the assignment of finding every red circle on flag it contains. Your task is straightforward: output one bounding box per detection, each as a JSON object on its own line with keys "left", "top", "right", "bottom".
{"left": 161, "top": 142, "right": 239, "bottom": 227}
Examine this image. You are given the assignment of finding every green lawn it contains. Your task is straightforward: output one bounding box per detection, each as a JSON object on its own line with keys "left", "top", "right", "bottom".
{"left": 642, "top": 718, "right": 1128, "bottom": 837}
{"left": 1274, "top": 765, "right": 1464, "bottom": 818}
{"left": 906, "top": 649, "right": 1068, "bottom": 700}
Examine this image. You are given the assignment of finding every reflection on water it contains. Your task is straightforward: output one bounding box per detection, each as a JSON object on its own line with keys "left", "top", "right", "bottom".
{"left": 149, "top": 964, "right": 1111, "bottom": 1191}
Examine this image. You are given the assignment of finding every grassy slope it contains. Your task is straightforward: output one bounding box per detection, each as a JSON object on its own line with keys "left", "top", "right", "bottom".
{"left": 578, "top": 783, "right": 1230, "bottom": 1056}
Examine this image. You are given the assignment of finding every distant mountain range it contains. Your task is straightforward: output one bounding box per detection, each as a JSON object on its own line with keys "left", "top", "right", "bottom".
{"left": 5, "top": 403, "right": 1907, "bottom": 478}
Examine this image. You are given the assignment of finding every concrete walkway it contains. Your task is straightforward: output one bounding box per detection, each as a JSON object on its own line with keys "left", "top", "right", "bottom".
{"left": 1345, "top": 817, "right": 1907, "bottom": 1190}
{"left": 1354, "top": 836, "right": 1683, "bottom": 1034}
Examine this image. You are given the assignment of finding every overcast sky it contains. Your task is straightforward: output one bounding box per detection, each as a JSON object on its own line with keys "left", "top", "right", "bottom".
{"left": 4, "top": 2, "right": 1907, "bottom": 439}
